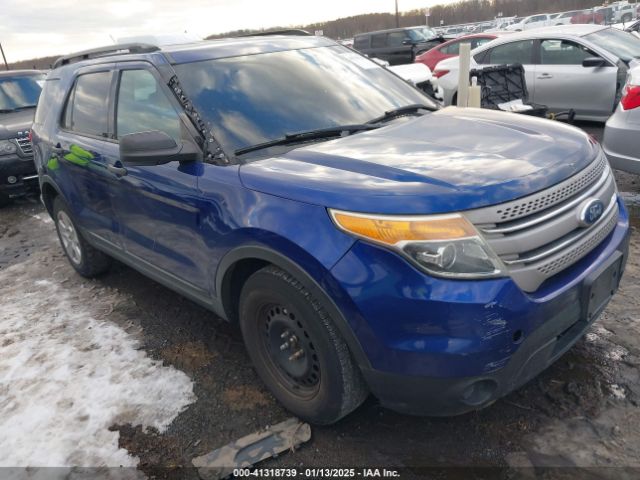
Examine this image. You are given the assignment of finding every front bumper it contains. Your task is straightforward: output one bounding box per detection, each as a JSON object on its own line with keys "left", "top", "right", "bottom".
{"left": 329, "top": 200, "right": 630, "bottom": 416}
{"left": 0, "top": 154, "right": 38, "bottom": 198}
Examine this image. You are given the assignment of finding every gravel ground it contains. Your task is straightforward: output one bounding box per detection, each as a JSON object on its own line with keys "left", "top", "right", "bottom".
{"left": 0, "top": 123, "right": 639, "bottom": 479}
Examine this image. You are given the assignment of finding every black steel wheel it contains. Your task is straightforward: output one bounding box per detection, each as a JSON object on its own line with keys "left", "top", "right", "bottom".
{"left": 239, "top": 265, "right": 368, "bottom": 424}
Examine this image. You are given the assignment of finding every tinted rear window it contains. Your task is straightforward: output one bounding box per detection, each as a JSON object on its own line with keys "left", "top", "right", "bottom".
{"left": 34, "top": 79, "right": 58, "bottom": 125}
{"left": 63, "top": 72, "right": 111, "bottom": 138}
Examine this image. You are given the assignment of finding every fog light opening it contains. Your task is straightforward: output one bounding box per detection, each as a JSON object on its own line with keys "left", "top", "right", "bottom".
{"left": 513, "top": 330, "right": 524, "bottom": 344}
{"left": 461, "top": 379, "right": 497, "bottom": 406}
{"left": 7, "top": 176, "right": 17, "bottom": 184}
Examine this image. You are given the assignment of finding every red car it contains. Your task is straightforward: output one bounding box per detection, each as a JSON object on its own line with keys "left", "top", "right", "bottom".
{"left": 414, "top": 34, "right": 499, "bottom": 72}
{"left": 571, "top": 9, "right": 607, "bottom": 25}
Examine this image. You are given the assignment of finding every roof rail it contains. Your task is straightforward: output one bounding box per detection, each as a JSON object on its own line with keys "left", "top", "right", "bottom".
{"left": 52, "top": 43, "right": 160, "bottom": 69}
{"left": 239, "top": 29, "right": 311, "bottom": 37}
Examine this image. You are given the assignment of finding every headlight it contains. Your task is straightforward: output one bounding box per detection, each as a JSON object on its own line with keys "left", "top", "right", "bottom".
{"left": 329, "top": 209, "right": 506, "bottom": 279}
{"left": 0, "top": 140, "right": 17, "bottom": 155}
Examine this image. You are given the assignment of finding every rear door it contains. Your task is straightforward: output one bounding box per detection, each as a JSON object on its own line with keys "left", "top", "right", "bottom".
{"left": 109, "top": 62, "right": 209, "bottom": 290}
{"left": 533, "top": 38, "right": 617, "bottom": 118}
{"left": 476, "top": 40, "right": 537, "bottom": 94}
{"left": 55, "top": 65, "right": 121, "bottom": 246}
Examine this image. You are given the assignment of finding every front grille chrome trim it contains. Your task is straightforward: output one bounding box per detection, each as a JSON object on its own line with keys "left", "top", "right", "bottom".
{"left": 502, "top": 193, "right": 617, "bottom": 266}
{"left": 15, "top": 135, "right": 33, "bottom": 155}
{"left": 481, "top": 165, "right": 610, "bottom": 235}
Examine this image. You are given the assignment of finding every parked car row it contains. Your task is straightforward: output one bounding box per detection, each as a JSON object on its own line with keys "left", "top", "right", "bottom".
{"left": 432, "top": 1, "right": 640, "bottom": 37}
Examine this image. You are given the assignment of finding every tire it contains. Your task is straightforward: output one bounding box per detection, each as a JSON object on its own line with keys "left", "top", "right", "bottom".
{"left": 239, "top": 265, "right": 368, "bottom": 424}
{"left": 53, "top": 196, "right": 111, "bottom": 277}
{"left": 622, "top": 14, "right": 632, "bottom": 22}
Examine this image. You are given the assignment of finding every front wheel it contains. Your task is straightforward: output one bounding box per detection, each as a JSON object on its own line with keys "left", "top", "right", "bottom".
{"left": 239, "top": 266, "right": 368, "bottom": 424}
{"left": 53, "top": 196, "right": 111, "bottom": 277}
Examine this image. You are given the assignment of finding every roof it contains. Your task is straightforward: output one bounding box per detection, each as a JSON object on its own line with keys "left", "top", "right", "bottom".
{"left": 52, "top": 36, "right": 338, "bottom": 71}
{"left": 0, "top": 69, "right": 43, "bottom": 78}
{"left": 497, "top": 23, "right": 607, "bottom": 42}
{"left": 354, "top": 27, "right": 421, "bottom": 37}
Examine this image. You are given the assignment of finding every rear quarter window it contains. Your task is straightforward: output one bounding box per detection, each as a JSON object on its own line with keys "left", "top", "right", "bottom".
{"left": 353, "top": 36, "right": 369, "bottom": 50}
{"left": 34, "top": 79, "right": 59, "bottom": 126}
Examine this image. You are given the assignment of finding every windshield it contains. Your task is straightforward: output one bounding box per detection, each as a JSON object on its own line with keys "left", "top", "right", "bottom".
{"left": 174, "top": 46, "right": 434, "bottom": 157}
{"left": 0, "top": 74, "right": 44, "bottom": 111}
{"left": 411, "top": 27, "right": 436, "bottom": 40}
{"left": 585, "top": 28, "right": 640, "bottom": 62}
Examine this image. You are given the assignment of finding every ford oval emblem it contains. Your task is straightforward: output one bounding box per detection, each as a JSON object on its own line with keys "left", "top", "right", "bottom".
{"left": 578, "top": 199, "right": 605, "bottom": 227}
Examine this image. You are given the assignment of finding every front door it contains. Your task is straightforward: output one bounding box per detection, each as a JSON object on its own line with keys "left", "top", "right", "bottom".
{"left": 533, "top": 39, "right": 617, "bottom": 118}
{"left": 109, "top": 64, "right": 209, "bottom": 290}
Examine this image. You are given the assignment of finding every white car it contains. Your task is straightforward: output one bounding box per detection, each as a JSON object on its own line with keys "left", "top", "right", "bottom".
{"left": 506, "top": 14, "right": 552, "bottom": 31}
{"left": 610, "top": 2, "right": 637, "bottom": 23}
{"left": 434, "top": 25, "right": 640, "bottom": 122}
{"left": 554, "top": 10, "right": 584, "bottom": 26}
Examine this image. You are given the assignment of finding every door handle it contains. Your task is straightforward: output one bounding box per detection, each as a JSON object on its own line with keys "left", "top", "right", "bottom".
{"left": 107, "top": 164, "right": 128, "bottom": 177}
{"left": 537, "top": 73, "right": 553, "bottom": 79}
{"left": 51, "top": 143, "right": 64, "bottom": 155}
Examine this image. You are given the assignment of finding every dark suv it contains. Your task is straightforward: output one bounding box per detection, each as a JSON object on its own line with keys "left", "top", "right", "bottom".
{"left": 0, "top": 70, "right": 44, "bottom": 206}
{"left": 33, "top": 38, "right": 629, "bottom": 424}
{"left": 354, "top": 27, "right": 447, "bottom": 65}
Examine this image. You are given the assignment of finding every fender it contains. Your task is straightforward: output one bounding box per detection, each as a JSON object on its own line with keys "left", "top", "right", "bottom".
{"left": 39, "top": 174, "right": 69, "bottom": 216}
{"left": 216, "top": 244, "right": 371, "bottom": 369}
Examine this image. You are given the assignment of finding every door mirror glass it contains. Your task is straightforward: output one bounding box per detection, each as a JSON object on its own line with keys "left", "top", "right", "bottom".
{"left": 119, "top": 131, "right": 198, "bottom": 166}
{"left": 582, "top": 56, "right": 607, "bottom": 68}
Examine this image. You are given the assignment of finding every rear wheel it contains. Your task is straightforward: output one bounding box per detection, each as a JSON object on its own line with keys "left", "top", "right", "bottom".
{"left": 622, "top": 13, "right": 633, "bottom": 22}
{"left": 239, "top": 265, "right": 368, "bottom": 424}
{"left": 53, "top": 196, "right": 111, "bottom": 277}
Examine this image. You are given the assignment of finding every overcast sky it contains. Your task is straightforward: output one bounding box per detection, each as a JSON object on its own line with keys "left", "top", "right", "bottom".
{"left": 0, "top": 0, "right": 458, "bottom": 62}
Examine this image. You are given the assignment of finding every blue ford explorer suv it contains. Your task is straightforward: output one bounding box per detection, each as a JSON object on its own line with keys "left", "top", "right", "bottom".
{"left": 32, "top": 38, "right": 630, "bottom": 424}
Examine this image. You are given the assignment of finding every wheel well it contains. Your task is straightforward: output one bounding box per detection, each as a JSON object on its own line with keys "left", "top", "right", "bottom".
{"left": 221, "top": 258, "right": 270, "bottom": 323}
{"left": 41, "top": 182, "right": 58, "bottom": 216}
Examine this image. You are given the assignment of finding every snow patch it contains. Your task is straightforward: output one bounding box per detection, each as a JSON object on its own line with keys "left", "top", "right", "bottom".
{"left": 606, "top": 345, "right": 629, "bottom": 362}
{"left": 0, "top": 261, "right": 196, "bottom": 467}
{"left": 609, "top": 384, "right": 626, "bottom": 400}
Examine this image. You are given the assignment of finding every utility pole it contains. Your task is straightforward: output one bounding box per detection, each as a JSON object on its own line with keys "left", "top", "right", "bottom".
{"left": 395, "top": 0, "right": 400, "bottom": 28}
{"left": 0, "top": 42, "right": 9, "bottom": 71}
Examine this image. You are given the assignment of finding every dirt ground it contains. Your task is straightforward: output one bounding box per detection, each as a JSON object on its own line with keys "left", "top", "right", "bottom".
{"left": 1, "top": 123, "right": 639, "bottom": 479}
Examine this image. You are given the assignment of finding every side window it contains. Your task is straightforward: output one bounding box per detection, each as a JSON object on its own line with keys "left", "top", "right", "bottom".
{"left": 473, "top": 38, "right": 493, "bottom": 49}
{"left": 442, "top": 41, "right": 461, "bottom": 55}
{"left": 483, "top": 40, "right": 534, "bottom": 65}
{"left": 354, "top": 36, "right": 369, "bottom": 50}
{"left": 540, "top": 39, "right": 593, "bottom": 65}
{"left": 62, "top": 72, "right": 111, "bottom": 138}
{"left": 371, "top": 34, "right": 387, "bottom": 48}
{"left": 387, "top": 32, "right": 407, "bottom": 47}
{"left": 116, "top": 69, "right": 182, "bottom": 141}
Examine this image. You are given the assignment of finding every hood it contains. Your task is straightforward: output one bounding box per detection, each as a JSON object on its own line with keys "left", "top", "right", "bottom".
{"left": 240, "top": 107, "right": 598, "bottom": 215}
{"left": 0, "top": 109, "right": 34, "bottom": 140}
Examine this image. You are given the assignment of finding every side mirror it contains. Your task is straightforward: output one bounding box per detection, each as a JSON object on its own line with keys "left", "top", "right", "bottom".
{"left": 402, "top": 39, "right": 413, "bottom": 46}
{"left": 582, "top": 57, "right": 607, "bottom": 68}
{"left": 119, "top": 131, "right": 199, "bottom": 166}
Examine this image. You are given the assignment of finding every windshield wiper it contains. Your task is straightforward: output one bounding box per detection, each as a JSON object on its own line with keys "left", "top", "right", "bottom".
{"left": 234, "top": 124, "right": 379, "bottom": 156}
{"left": 12, "top": 105, "right": 37, "bottom": 111}
{"left": 367, "top": 103, "right": 432, "bottom": 125}
{"left": 0, "top": 105, "right": 37, "bottom": 113}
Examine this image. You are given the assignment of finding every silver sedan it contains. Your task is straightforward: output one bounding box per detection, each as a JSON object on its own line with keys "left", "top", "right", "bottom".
{"left": 434, "top": 25, "right": 640, "bottom": 122}
{"left": 603, "top": 68, "right": 640, "bottom": 174}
